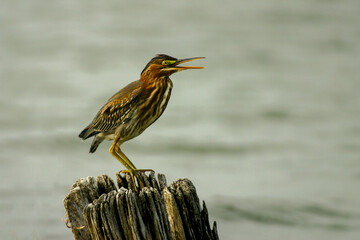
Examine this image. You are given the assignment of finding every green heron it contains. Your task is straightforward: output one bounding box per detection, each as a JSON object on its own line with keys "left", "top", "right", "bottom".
{"left": 79, "top": 54, "right": 205, "bottom": 189}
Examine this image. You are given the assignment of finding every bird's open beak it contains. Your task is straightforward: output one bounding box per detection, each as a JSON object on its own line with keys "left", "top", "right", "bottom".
{"left": 174, "top": 57, "right": 206, "bottom": 70}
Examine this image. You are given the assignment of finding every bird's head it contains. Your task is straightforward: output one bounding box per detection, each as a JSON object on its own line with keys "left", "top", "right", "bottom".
{"left": 140, "top": 54, "right": 205, "bottom": 79}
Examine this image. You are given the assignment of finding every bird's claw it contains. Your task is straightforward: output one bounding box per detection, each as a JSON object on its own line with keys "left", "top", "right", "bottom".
{"left": 121, "top": 169, "right": 154, "bottom": 191}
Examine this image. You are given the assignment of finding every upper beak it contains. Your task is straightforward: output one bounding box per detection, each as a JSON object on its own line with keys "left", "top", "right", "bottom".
{"left": 174, "top": 57, "right": 206, "bottom": 70}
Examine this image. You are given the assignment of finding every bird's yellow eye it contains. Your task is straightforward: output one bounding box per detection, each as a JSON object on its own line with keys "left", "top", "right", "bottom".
{"left": 162, "top": 60, "right": 168, "bottom": 66}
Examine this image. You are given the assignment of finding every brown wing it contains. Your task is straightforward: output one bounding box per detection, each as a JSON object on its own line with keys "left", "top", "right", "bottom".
{"left": 89, "top": 80, "right": 143, "bottom": 133}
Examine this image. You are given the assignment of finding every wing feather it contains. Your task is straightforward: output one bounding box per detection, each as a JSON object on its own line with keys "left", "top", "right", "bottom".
{"left": 89, "top": 80, "right": 142, "bottom": 132}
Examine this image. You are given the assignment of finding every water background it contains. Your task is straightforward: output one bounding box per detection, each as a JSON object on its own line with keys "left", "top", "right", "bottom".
{"left": 1, "top": 0, "right": 360, "bottom": 239}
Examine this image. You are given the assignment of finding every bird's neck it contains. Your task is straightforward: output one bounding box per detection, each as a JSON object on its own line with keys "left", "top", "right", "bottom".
{"left": 140, "top": 65, "right": 173, "bottom": 83}
{"left": 136, "top": 75, "right": 173, "bottom": 128}
{"left": 140, "top": 72, "right": 171, "bottom": 85}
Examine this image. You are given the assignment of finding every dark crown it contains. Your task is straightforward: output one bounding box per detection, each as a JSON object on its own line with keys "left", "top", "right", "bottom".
{"left": 141, "top": 54, "right": 177, "bottom": 74}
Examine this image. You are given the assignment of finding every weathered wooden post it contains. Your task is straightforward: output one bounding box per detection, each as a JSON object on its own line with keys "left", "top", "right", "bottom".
{"left": 64, "top": 172, "right": 219, "bottom": 240}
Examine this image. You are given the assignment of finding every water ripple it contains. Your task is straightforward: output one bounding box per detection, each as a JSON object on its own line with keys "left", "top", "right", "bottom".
{"left": 212, "top": 198, "right": 360, "bottom": 231}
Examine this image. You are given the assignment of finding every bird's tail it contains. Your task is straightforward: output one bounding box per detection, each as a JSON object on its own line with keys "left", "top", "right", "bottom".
{"left": 89, "top": 135, "right": 104, "bottom": 153}
{"left": 79, "top": 126, "right": 98, "bottom": 140}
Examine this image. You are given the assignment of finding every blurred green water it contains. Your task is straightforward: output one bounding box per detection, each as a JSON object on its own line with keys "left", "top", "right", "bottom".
{"left": 1, "top": 0, "right": 360, "bottom": 239}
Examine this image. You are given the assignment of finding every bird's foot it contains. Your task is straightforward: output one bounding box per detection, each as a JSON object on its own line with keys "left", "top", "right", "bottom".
{"left": 121, "top": 169, "right": 154, "bottom": 191}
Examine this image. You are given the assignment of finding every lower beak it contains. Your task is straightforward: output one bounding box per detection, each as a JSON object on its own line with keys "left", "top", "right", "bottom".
{"left": 174, "top": 57, "right": 205, "bottom": 70}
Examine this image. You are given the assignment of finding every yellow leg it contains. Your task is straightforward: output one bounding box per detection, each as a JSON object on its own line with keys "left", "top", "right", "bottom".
{"left": 116, "top": 146, "right": 154, "bottom": 188}
{"left": 115, "top": 145, "right": 137, "bottom": 170}
{"left": 109, "top": 141, "right": 134, "bottom": 171}
{"left": 116, "top": 147, "right": 154, "bottom": 173}
{"left": 110, "top": 143, "right": 139, "bottom": 190}
{"left": 109, "top": 139, "right": 154, "bottom": 190}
